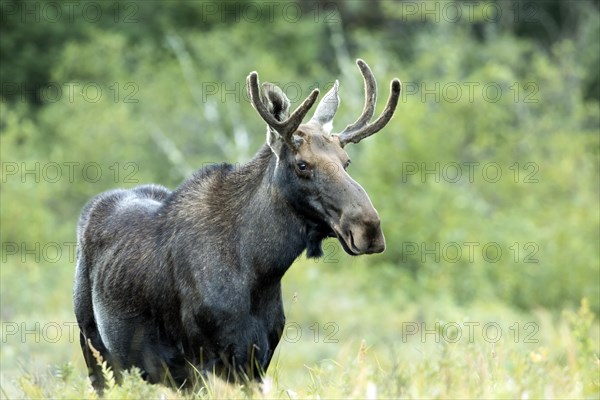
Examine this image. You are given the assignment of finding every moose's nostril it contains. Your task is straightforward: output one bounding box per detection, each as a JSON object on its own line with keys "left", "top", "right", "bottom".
{"left": 366, "top": 218, "right": 381, "bottom": 236}
{"left": 366, "top": 218, "right": 385, "bottom": 253}
{"left": 369, "top": 236, "right": 386, "bottom": 253}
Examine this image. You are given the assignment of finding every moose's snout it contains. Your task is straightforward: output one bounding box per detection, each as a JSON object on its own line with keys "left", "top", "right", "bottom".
{"left": 331, "top": 175, "right": 387, "bottom": 256}
{"left": 338, "top": 209, "right": 385, "bottom": 255}
{"left": 355, "top": 213, "right": 385, "bottom": 254}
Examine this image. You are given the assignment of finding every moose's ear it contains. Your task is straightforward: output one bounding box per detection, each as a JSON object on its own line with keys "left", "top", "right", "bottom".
{"left": 310, "top": 80, "right": 339, "bottom": 134}
{"left": 261, "top": 82, "right": 290, "bottom": 123}
{"left": 262, "top": 83, "right": 293, "bottom": 156}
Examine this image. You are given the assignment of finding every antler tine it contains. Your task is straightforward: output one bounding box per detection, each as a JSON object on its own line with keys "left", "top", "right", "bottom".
{"left": 339, "top": 79, "right": 401, "bottom": 146}
{"left": 338, "top": 58, "right": 401, "bottom": 147}
{"left": 285, "top": 88, "right": 320, "bottom": 135}
{"left": 247, "top": 71, "right": 319, "bottom": 137}
{"left": 339, "top": 59, "right": 377, "bottom": 135}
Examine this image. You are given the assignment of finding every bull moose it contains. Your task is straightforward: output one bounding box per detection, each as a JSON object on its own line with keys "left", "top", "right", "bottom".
{"left": 74, "top": 59, "right": 401, "bottom": 392}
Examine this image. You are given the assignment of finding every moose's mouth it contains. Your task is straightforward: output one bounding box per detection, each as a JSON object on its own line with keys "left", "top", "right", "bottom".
{"left": 320, "top": 212, "right": 382, "bottom": 256}
{"left": 325, "top": 215, "right": 386, "bottom": 256}
{"left": 331, "top": 227, "right": 362, "bottom": 256}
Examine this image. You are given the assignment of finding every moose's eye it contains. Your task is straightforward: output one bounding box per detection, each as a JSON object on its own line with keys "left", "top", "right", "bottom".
{"left": 297, "top": 161, "right": 309, "bottom": 171}
{"left": 295, "top": 161, "right": 312, "bottom": 178}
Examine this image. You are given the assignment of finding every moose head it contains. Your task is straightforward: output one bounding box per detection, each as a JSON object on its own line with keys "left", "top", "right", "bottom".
{"left": 247, "top": 59, "right": 401, "bottom": 257}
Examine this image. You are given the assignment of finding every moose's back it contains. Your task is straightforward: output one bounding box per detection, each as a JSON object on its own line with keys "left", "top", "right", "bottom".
{"left": 75, "top": 183, "right": 173, "bottom": 314}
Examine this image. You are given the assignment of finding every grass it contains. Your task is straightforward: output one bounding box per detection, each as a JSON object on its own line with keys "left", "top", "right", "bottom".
{"left": 2, "top": 256, "right": 598, "bottom": 399}
{"left": 8, "top": 304, "right": 600, "bottom": 399}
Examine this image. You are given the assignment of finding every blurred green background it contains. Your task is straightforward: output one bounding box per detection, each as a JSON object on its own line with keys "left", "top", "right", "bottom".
{"left": 1, "top": 0, "right": 598, "bottom": 398}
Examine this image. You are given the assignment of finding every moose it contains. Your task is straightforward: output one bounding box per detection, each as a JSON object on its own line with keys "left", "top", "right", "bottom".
{"left": 74, "top": 59, "right": 401, "bottom": 392}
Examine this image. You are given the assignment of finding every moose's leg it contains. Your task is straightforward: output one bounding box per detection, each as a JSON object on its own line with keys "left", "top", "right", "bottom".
{"left": 75, "top": 259, "right": 121, "bottom": 393}
{"left": 78, "top": 328, "right": 120, "bottom": 394}
{"left": 137, "top": 335, "right": 189, "bottom": 389}
{"left": 99, "top": 317, "right": 188, "bottom": 389}
{"left": 259, "top": 315, "right": 285, "bottom": 379}
{"left": 216, "top": 317, "right": 274, "bottom": 383}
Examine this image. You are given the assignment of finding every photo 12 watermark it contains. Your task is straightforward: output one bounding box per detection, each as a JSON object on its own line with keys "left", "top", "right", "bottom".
{"left": 400, "top": 241, "right": 540, "bottom": 264}
{"left": 401, "top": 81, "right": 539, "bottom": 104}
{"left": 196, "top": 1, "right": 341, "bottom": 23}
{"left": 394, "top": 1, "right": 539, "bottom": 23}
{"left": 1, "top": 81, "right": 139, "bottom": 104}
{"left": 1, "top": 1, "right": 139, "bottom": 24}
{"left": 199, "top": 80, "right": 338, "bottom": 104}
{"left": 2, "top": 242, "right": 77, "bottom": 264}
{"left": 282, "top": 321, "right": 340, "bottom": 344}
{"left": 1, "top": 161, "right": 140, "bottom": 184}
{"left": 400, "top": 162, "right": 539, "bottom": 184}
{"left": 1, "top": 321, "right": 79, "bottom": 344}
{"left": 401, "top": 321, "right": 540, "bottom": 344}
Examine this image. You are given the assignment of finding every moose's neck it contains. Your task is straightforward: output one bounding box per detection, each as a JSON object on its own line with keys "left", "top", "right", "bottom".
{"left": 233, "top": 145, "right": 310, "bottom": 278}
{"left": 165, "top": 145, "right": 309, "bottom": 280}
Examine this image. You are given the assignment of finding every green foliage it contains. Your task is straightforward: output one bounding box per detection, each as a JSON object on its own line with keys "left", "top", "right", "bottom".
{"left": 1, "top": 0, "right": 598, "bottom": 398}
{"left": 353, "top": 23, "right": 600, "bottom": 313}
{"left": 564, "top": 298, "right": 599, "bottom": 393}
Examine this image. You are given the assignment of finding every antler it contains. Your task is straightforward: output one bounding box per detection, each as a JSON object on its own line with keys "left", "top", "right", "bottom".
{"left": 337, "top": 59, "right": 401, "bottom": 147}
{"left": 247, "top": 71, "right": 319, "bottom": 138}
